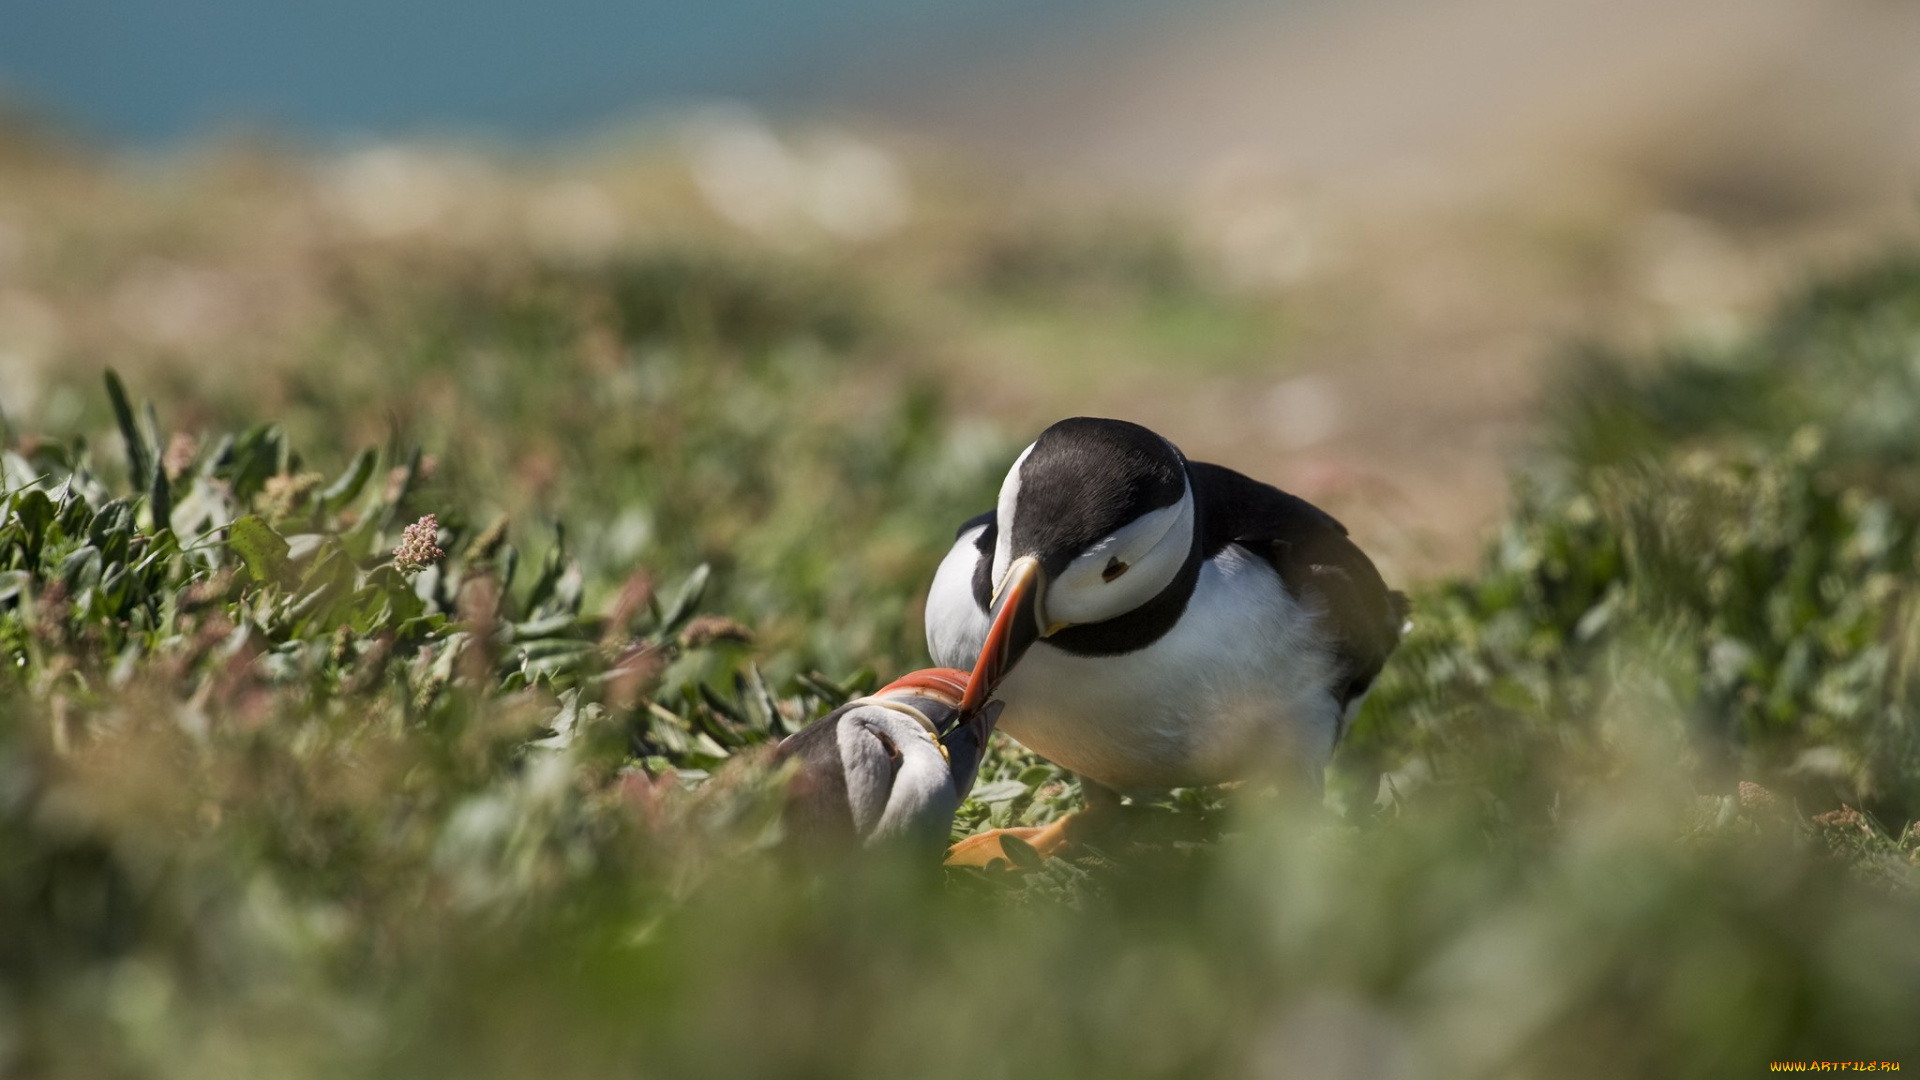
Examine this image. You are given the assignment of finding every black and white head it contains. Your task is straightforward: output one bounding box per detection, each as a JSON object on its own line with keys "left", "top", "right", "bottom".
{"left": 777, "top": 668, "right": 1002, "bottom": 850}
{"left": 961, "top": 417, "right": 1196, "bottom": 712}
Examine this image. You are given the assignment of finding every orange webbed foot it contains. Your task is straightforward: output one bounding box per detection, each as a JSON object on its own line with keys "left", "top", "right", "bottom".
{"left": 944, "top": 815, "right": 1078, "bottom": 868}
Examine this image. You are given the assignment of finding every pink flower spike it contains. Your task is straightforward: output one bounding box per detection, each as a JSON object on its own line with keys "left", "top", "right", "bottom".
{"left": 394, "top": 514, "right": 446, "bottom": 575}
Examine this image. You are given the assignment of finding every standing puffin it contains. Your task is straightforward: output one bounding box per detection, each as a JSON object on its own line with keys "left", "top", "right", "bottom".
{"left": 776, "top": 668, "right": 1002, "bottom": 851}
{"left": 926, "top": 417, "right": 1407, "bottom": 864}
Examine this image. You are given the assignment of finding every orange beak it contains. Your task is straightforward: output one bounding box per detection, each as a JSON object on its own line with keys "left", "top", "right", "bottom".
{"left": 960, "top": 555, "right": 1047, "bottom": 715}
{"left": 874, "top": 667, "right": 971, "bottom": 709}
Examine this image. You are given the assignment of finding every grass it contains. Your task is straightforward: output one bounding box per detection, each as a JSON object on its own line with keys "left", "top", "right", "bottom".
{"left": 3, "top": 138, "right": 1920, "bottom": 1077}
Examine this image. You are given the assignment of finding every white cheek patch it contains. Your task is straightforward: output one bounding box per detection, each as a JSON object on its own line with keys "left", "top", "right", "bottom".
{"left": 852, "top": 711, "right": 963, "bottom": 846}
{"left": 991, "top": 441, "right": 1036, "bottom": 591}
{"left": 1046, "top": 490, "right": 1194, "bottom": 626}
{"left": 837, "top": 714, "right": 895, "bottom": 836}
{"left": 837, "top": 708, "right": 946, "bottom": 837}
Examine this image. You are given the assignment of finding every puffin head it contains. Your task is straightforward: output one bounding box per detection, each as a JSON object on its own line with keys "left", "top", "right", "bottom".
{"left": 961, "top": 417, "right": 1195, "bottom": 713}
{"left": 777, "top": 668, "right": 1003, "bottom": 849}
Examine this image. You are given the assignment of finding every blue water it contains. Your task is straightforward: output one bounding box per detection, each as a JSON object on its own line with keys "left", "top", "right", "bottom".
{"left": 0, "top": 0, "right": 1177, "bottom": 144}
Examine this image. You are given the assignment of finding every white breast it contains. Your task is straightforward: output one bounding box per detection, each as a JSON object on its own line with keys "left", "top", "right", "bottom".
{"left": 926, "top": 537, "right": 1344, "bottom": 794}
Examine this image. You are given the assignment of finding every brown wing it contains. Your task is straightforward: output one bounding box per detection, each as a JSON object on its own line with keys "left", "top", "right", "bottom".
{"left": 1188, "top": 462, "right": 1410, "bottom": 718}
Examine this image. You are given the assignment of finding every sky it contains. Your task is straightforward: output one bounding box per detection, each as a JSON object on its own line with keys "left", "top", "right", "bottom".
{"left": 0, "top": 0, "right": 1180, "bottom": 145}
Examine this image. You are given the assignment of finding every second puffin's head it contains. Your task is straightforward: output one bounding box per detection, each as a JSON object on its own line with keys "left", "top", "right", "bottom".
{"left": 778, "top": 668, "right": 1003, "bottom": 850}
{"left": 963, "top": 417, "right": 1195, "bottom": 712}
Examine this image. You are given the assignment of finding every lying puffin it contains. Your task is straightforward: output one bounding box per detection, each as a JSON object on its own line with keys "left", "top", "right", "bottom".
{"left": 775, "top": 668, "right": 1002, "bottom": 851}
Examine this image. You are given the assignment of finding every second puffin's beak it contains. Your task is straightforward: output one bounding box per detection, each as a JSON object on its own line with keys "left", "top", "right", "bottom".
{"left": 960, "top": 555, "right": 1047, "bottom": 715}
{"left": 939, "top": 699, "right": 1003, "bottom": 799}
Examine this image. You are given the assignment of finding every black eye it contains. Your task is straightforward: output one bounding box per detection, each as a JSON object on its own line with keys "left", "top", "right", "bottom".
{"left": 1102, "top": 557, "right": 1129, "bottom": 582}
{"left": 873, "top": 729, "right": 901, "bottom": 768}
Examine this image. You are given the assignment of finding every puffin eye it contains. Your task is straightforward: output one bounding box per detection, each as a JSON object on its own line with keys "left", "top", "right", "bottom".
{"left": 873, "top": 729, "right": 901, "bottom": 768}
{"left": 1102, "top": 557, "right": 1130, "bottom": 583}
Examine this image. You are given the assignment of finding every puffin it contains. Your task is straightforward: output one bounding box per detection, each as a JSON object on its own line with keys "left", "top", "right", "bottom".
{"left": 775, "top": 668, "right": 1003, "bottom": 851}
{"left": 926, "top": 417, "right": 1408, "bottom": 864}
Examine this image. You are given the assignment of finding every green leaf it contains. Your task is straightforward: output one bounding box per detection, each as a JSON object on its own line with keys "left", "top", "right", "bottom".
{"left": 148, "top": 457, "right": 172, "bottom": 533}
{"left": 219, "top": 424, "right": 286, "bottom": 502}
{"left": 550, "top": 562, "right": 584, "bottom": 615}
{"left": 511, "top": 613, "right": 581, "bottom": 640}
{"left": 199, "top": 433, "right": 233, "bottom": 478}
{"left": 1017, "top": 765, "right": 1057, "bottom": 788}
{"left": 740, "top": 665, "right": 784, "bottom": 734}
{"left": 697, "top": 683, "right": 751, "bottom": 742}
{"left": 968, "top": 780, "right": 1030, "bottom": 804}
{"left": 656, "top": 563, "right": 711, "bottom": 634}
{"left": 514, "top": 637, "right": 596, "bottom": 662}
{"left": 795, "top": 670, "right": 851, "bottom": 707}
{"left": 56, "top": 492, "right": 89, "bottom": 535}
{"left": 491, "top": 542, "right": 519, "bottom": 595}
{"left": 525, "top": 525, "right": 568, "bottom": 611}
{"left": 394, "top": 613, "right": 445, "bottom": 640}
{"left": 228, "top": 515, "right": 294, "bottom": 587}
{"left": 351, "top": 565, "right": 424, "bottom": 633}
{"left": 104, "top": 369, "right": 152, "bottom": 490}
{"left": 99, "top": 561, "right": 130, "bottom": 611}
{"left": 840, "top": 667, "right": 878, "bottom": 696}
{"left": 88, "top": 499, "right": 135, "bottom": 564}
{"left": 320, "top": 448, "right": 377, "bottom": 512}
{"left": 11, "top": 489, "right": 53, "bottom": 554}
{"left": 143, "top": 399, "right": 164, "bottom": 472}
{"left": 998, "top": 833, "right": 1045, "bottom": 872}
{"left": 132, "top": 529, "right": 180, "bottom": 581}
{"left": 59, "top": 545, "right": 103, "bottom": 591}
{"left": 286, "top": 544, "right": 358, "bottom": 633}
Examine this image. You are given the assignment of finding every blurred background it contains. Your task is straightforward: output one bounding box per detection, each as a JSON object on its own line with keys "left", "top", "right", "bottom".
{"left": 7, "top": 0, "right": 1918, "bottom": 577}
{"left": 5, "top": 4, "right": 1920, "bottom": 1078}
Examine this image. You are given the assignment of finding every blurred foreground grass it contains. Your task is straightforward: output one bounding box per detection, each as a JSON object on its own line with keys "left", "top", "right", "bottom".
{"left": 3, "top": 137, "right": 1920, "bottom": 1077}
